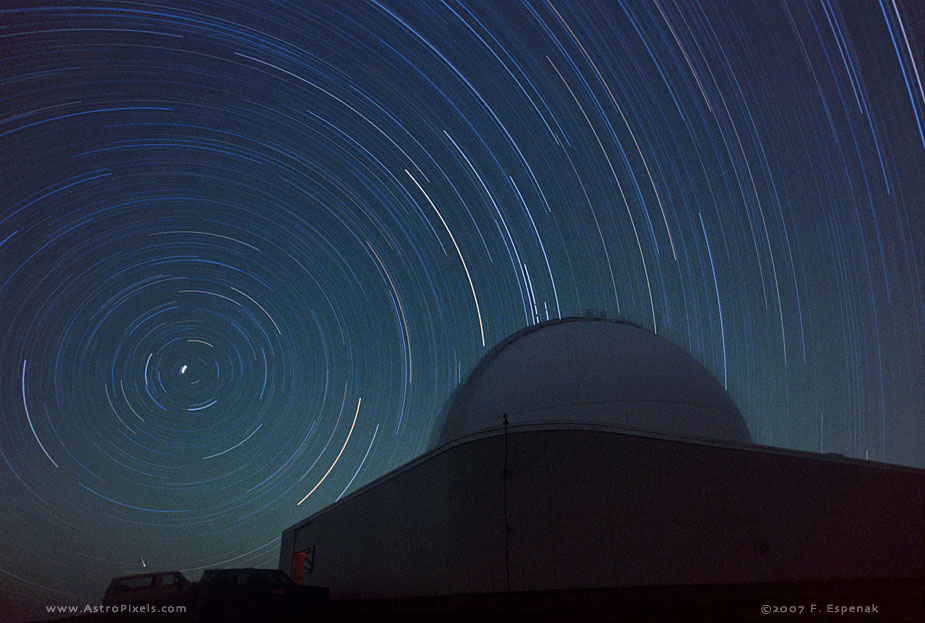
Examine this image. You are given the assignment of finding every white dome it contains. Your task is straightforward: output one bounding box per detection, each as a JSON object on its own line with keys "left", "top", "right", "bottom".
{"left": 432, "top": 317, "right": 751, "bottom": 447}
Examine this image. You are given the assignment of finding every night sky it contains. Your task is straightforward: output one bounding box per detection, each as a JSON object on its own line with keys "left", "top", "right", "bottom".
{"left": 1, "top": 0, "right": 923, "bottom": 618}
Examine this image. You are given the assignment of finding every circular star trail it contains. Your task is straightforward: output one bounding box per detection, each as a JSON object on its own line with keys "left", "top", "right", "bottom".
{"left": 0, "top": 1, "right": 922, "bottom": 615}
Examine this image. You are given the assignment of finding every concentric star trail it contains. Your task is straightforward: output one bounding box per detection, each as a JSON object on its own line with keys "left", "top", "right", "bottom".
{"left": 0, "top": 2, "right": 921, "bottom": 619}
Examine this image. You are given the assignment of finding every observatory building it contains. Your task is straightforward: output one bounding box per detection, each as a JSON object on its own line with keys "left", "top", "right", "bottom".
{"left": 281, "top": 318, "right": 923, "bottom": 616}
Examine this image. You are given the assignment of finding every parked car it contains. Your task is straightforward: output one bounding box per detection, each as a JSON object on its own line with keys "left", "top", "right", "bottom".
{"left": 102, "top": 570, "right": 191, "bottom": 607}
{"left": 190, "top": 568, "right": 328, "bottom": 622}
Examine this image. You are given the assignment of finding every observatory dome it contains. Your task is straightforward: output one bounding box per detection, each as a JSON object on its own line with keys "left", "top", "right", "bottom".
{"left": 432, "top": 317, "right": 751, "bottom": 447}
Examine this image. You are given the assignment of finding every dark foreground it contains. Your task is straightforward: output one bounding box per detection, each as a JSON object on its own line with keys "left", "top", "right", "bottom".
{"left": 38, "top": 577, "right": 922, "bottom": 622}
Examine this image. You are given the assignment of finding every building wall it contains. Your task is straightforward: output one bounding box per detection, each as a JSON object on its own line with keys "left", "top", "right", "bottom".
{"left": 281, "top": 428, "right": 924, "bottom": 598}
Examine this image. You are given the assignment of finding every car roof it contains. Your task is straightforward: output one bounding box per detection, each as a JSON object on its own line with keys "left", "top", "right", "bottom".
{"left": 108, "top": 571, "right": 186, "bottom": 583}
{"left": 202, "top": 567, "right": 279, "bottom": 573}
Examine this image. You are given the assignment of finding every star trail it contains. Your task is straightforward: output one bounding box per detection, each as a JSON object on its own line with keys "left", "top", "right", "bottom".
{"left": 0, "top": 1, "right": 922, "bottom": 618}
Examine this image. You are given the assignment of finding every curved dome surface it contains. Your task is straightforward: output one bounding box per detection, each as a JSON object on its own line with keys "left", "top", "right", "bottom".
{"left": 433, "top": 317, "right": 751, "bottom": 447}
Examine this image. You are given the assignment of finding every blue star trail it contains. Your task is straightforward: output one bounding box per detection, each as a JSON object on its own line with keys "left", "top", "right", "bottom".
{"left": 0, "top": 1, "right": 922, "bottom": 618}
